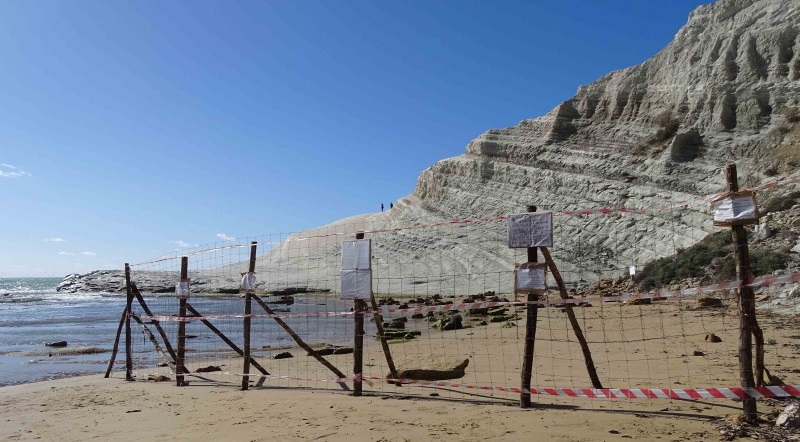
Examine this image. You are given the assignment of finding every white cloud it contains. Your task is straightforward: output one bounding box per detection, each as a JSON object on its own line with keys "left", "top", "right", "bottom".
{"left": 170, "top": 240, "right": 198, "bottom": 249}
{"left": 0, "top": 163, "right": 31, "bottom": 178}
{"left": 80, "top": 251, "right": 97, "bottom": 256}
{"left": 44, "top": 238, "right": 66, "bottom": 242}
{"left": 58, "top": 251, "right": 74, "bottom": 256}
{"left": 216, "top": 233, "right": 235, "bottom": 242}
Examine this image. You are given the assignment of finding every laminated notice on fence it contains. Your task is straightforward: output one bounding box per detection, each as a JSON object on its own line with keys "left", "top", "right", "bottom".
{"left": 341, "top": 239, "right": 371, "bottom": 270}
{"left": 240, "top": 272, "right": 256, "bottom": 291}
{"left": 507, "top": 212, "right": 553, "bottom": 248}
{"left": 341, "top": 269, "right": 372, "bottom": 299}
{"left": 515, "top": 264, "right": 547, "bottom": 294}
{"left": 711, "top": 191, "right": 759, "bottom": 226}
{"left": 175, "top": 280, "right": 190, "bottom": 299}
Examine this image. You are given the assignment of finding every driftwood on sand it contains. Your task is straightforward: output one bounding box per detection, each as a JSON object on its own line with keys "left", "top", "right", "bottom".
{"left": 387, "top": 359, "right": 470, "bottom": 385}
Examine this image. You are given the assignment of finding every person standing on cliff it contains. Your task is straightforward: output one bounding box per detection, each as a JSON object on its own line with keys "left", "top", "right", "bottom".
{"left": 381, "top": 203, "right": 384, "bottom": 212}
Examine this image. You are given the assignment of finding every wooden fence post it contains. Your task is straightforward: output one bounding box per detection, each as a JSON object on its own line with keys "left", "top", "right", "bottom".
{"left": 242, "top": 241, "right": 257, "bottom": 390}
{"left": 124, "top": 263, "right": 134, "bottom": 381}
{"left": 353, "top": 232, "right": 366, "bottom": 396}
{"left": 725, "top": 164, "right": 758, "bottom": 423}
{"left": 520, "top": 205, "right": 538, "bottom": 408}
{"left": 177, "top": 256, "right": 188, "bottom": 387}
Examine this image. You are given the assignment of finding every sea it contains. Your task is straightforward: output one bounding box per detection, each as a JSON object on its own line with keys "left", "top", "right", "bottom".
{"left": 0, "top": 277, "right": 127, "bottom": 386}
{"left": 0, "top": 277, "right": 370, "bottom": 387}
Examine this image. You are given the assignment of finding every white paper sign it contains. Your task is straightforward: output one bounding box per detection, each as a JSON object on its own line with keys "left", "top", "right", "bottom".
{"left": 628, "top": 266, "right": 636, "bottom": 276}
{"left": 507, "top": 213, "right": 553, "bottom": 248}
{"left": 176, "top": 280, "right": 190, "bottom": 299}
{"left": 712, "top": 195, "right": 757, "bottom": 223}
{"left": 342, "top": 239, "right": 371, "bottom": 270}
{"left": 240, "top": 272, "right": 256, "bottom": 291}
{"left": 341, "top": 269, "right": 372, "bottom": 299}
{"left": 516, "top": 268, "right": 546, "bottom": 291}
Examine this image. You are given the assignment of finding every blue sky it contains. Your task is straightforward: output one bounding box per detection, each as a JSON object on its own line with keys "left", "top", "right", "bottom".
{"left": 0, "top": 0, "right": 709, "bottom": 277}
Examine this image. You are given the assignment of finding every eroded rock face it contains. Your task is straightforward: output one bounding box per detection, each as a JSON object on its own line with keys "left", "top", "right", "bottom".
{"left": 63, "top": 0, "right": 800, "bottom": 296}
{"left": 470, "top": 0, "right": 800, "bottom": 163}
{"left": 386, "top": 0, "right": 800, "bottom": 288}
{"left": 459, "top": 0, "right": 800, "bottom": 186}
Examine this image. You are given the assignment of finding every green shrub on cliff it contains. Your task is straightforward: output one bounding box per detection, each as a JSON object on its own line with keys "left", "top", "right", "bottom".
{"left": 635, "top": 232, "right": 789, "bottom": 290}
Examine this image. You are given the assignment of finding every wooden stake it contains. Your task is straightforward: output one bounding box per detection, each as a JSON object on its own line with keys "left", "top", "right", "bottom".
{"left": 124, "top": 263, "right": 134, "bottom": 381}
{"left": 252, "top": 294, "right": 350, "bottom": 391}
{"left": 130, "top": 313, "right": 174, "bottom": 370}
{"left": 242, "top": 241, "right": 257, "bottom": 391}
{"left": 130, "top": 283, "right": 182, "bottom": 372}
{"left": 184, "top": 303, "right": 270, "bottom": 376}
{"left": 750, "top": 314, "right": 766, "bottom": 387}
{"left": 104, "top": 307, "right": 127, "bottom": 378}
{"left": 353, "top": 232, "right": 366, "bottom": 396}
{"left": 540, "top": 247, "right": 603, "bottom": 389}
{"left": 177, "top": 256, "right": 188, "bottom": 387}
{"left": 521, "top": 205, "right": 538, "bottom": 408}
{"left": 725, "top": 164, "right": 759, "bottom": 423}
{"left": 370, "top": 294, "right": 398, "bottom": 382}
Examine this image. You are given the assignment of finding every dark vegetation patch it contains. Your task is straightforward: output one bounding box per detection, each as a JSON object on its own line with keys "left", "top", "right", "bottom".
{"left": 635, "top": 231, "right": 790, "bottom": 290}
{"left": 636, "top": 232, "right": 731, "bottom": 289}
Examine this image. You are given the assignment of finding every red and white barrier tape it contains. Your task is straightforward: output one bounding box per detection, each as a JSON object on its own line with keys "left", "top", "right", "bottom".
{"left": 747, "top": 172, "right": 800, "bottom": 192}
{"left": 131, "top": 173, "right": 800, "bottom": 267}
{"left": 187, "top": 370, "right": 800, "bottom": 400}
{"left": 377, "top": 378, "right": 800, "bottom": 400}
{"left": 132, "top": 270, "right": 800, "bottom": 323}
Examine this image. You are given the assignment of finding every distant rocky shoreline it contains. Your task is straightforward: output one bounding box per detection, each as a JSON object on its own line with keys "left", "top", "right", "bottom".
{"left": 56, "top": 270, "right": 329, "bottom": 296}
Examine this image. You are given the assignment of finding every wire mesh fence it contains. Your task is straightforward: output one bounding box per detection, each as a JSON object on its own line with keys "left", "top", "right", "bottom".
{"left": 110, "top": 170, "right": 800, "bottom": 415}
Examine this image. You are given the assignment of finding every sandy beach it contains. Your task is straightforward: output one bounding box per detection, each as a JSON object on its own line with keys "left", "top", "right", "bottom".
{"left": 1, "top": 373, "right": 722, "bottom": 441}
{"left": 3, "top": 296, "right": 799, "bottom": 441}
